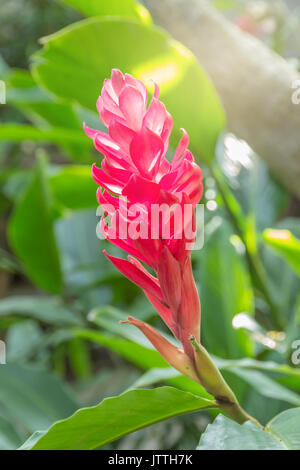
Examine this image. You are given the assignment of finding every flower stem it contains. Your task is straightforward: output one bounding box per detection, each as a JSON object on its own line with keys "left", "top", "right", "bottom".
{"left": 190, "top": 336, "right": 263, "bottom": 428}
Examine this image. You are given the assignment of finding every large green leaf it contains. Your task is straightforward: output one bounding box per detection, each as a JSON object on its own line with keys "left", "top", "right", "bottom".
{"left": 198, "top": 408, "right": 300, "bottom": 450}
{"left": 60, "top": 0, "right": 152, "bottom": 24}
{"left": 0, "top": 364, "right": 79, "bottom": 432}
{"left": 263, "top": 228, "right": 300, "bottom": 276}
{"left": 8, "top": 154, "right": 62, "bottom": 293}
{"left": 32, "top": 17, "right": 225, "bottom": 163}
{"left": 22, "top": 387, "right": 216, "bottom": 450}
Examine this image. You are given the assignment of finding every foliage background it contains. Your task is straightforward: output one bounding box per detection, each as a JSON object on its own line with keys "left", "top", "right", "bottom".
{"left": 0, "top": 0, "right": 299, "bottom": 450}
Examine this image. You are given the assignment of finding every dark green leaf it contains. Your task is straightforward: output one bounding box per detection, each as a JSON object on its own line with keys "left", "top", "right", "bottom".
{"left": 8, "top": 154, "right": 62, "bottom": 293}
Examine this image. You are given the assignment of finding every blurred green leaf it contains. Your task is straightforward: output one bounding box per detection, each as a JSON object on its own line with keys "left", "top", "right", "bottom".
{"left": 0, "top": 364, "right": 79, "bottom": 432}
{"left": 263, "top": 228, "right": 300, "bottom": 276}
{"left": 68, "top": 337, "right": 92, "bottom": 379}
{"left": 195, "top": 219, "right": 254, "bottom": 358}
{"left": 6, "top": 68, "right": 90, "bottom": 162}
{"left": 228, "top": 368, "right": 300, "bottom": 406}
{"left": 0, "top": 123, "right": 89, "bottom": 148}
{"left": 8, "top": 154, "right": 62, "bottom": 293}
{"left": 74, "top": 328, "right": 167, "bottom": 369}
{"left": 0, "top": 414, "right": 23, "bottom": 450}
{"left": 32, "top": 17, "right": 225, "bottom": 163}
{"left": 50, "top": 165, "right": 97, "bottom": 211}
{"left": 6, "top": 320, "right": 44, "bottom": 363}
{"left": 215, "top": 357, "right": 300, "bottom": 379}
{"left": 23, "top": 387, "right": 216, "bottom": 450}
{"left": 0, "top": 296, "right": 82, "bottom": 326}
{"left": 262, "top": 218, "right": 300, "bottom": 323}
{"left": 60, "top": 0, "right": 152, "bottom": 24}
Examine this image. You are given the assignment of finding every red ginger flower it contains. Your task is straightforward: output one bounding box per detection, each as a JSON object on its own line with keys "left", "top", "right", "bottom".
{"left": 85, "top": 69, "right": 203, "bottom": 379}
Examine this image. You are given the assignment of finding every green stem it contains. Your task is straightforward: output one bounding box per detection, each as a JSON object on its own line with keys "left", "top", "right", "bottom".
{"left": 209, "top": 162, "right": 285, "bottom": 330}
{"left": 190, "top": 336, "right": 263, "bottom": 428}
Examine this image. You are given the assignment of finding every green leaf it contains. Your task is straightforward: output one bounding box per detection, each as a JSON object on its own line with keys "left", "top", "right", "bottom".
{"left": 6, "top": 69, "right": 90, "bottom": 162}
{"left": 266, "top": 408, "right": 300, "bottom": 450}
{"left": 0, "top": 295, "right": 82, "bottom": 326}
{"left": 24, "top": 387, "right": 216, "bottom": 450}
{"left": 60, "top": 0, "right": 152, "bottom": 24}
{"left": 0, "top": 364, "right": 79, "bottom": 432}
{"left": 8, "top": 154, "right": 62, "bottom": 293}
{"left": 0, "top": 123, "right": 89, "bottom": 147}
{"left": 74, "top": 328, "right": 167, "bottom": 369}
{"left": 263, "top": 228, "right": 300, "bottom": 276}
{"left": 215, "top": 357, "right": 300, "bottom": 379}
{"left": 88, "top": 305, "right": 165, "bottom": 347}
{"left": 262, "top": 218, "right": 300, "bottom": 322}
{"left": 32, "top": 17, "right": 225, "bottom": 163}
{"left": 68, "top": 337, "right": 92, "bottom": 379}
{"left": 198, "top": 408, "right": 300, "bottom": 450}
{"left": 198, "top": 414, "right": 284, "bottom": 450}
{"left": 18, "top": 431, "right": 46, "bottom": 451}
{"left": 228, "top": 368, "right": 300, "bottom": 406}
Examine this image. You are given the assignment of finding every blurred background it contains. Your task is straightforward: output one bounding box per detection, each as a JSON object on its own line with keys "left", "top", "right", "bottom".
{"left": 0, "top": 0, "right": 299, "bottom": 450}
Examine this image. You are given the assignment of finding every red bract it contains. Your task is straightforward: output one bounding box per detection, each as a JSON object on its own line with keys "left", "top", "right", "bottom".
{"left": 85, "top": 69, "right": 203, "bottom": 375}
